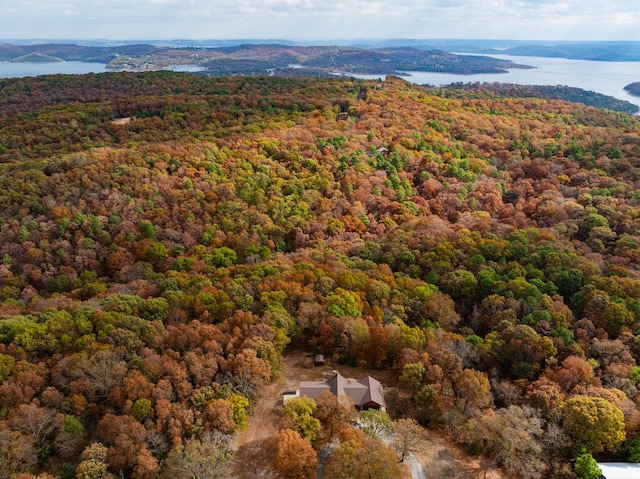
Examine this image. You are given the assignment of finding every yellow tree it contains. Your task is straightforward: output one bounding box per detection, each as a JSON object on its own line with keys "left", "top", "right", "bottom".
{"left": 280, "top": 397, "right": 321, "bottom": 444}
{"left": 453, "top": 368, "right": 493, "bottom": 415}
{"left": 323, "top": 438, "right": 400, "bottom": 479}
{"left": 563, "top": 395, "right": 625, "bottom": 453}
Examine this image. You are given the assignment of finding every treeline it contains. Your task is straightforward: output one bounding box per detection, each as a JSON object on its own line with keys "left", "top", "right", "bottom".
{"left": 504, "top": 43, "right": 640, "bottom": 62}
{"left": 442, "top": 81, "right": 640, "bottom": 114}
{"left": 301, "top": 48, "right": 525, "bottom": 75}
{"left": 0, "top": 43, "right": 160, "bottom": 64}
{"left": 1, "top": 73, "right": 640, "bottom": 478}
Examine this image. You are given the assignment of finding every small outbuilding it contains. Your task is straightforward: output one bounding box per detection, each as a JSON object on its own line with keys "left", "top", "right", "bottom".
{"left": 314, "top": 354, "right": 325, "bottom": 366}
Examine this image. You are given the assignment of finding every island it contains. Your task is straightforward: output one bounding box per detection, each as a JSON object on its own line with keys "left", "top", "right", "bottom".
{"left": 624, "top": 82, "right": 640, "bottom": 98}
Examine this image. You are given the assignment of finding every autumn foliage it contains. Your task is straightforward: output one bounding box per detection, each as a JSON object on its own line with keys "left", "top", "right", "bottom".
{"left": 2, "top": 72, "right": 640, "bottom": 477}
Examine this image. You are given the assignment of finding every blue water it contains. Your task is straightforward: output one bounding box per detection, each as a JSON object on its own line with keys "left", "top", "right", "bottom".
{"left": 1, "top": 56, "right": 639, "bottom": 109}
{"left": 0, "top": 61, "right": 110, "bottom": 77}
{"left": 0, "top": 61, "right": 204, "bottom": 78}
{"left": 358, "top": 54, "right": 640, "bottom": 110}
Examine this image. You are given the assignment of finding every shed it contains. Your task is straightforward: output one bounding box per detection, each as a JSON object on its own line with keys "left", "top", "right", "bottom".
{"left": 314, "top": 354, "right": 325, "bottom": 366}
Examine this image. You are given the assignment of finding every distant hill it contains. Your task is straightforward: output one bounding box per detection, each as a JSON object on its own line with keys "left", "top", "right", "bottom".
{"left": 500, "top": 43, "right": 640, "bottom": 62}
{"left": 11, "top": 52, "right": 64, "bottom": 63}
{"left": 0, "top": 42, "right": 532, "bottom": 76}
{"left": 0, "top": 43, "right": 160, "bottom": 63}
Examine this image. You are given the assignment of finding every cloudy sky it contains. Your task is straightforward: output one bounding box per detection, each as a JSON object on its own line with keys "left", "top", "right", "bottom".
{"left": 2, "top": 0, "right": 640, "bottom": 41}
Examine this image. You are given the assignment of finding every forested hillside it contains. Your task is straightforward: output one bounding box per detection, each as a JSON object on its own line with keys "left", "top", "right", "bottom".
{"left": 0, "top": 42, "right": 531, "bottom": 76}
{"left": 444, "top": 81, "right": 640, "bottom": 114}
{"left": 2, "top": 72, "right": 640, "bottom": 478}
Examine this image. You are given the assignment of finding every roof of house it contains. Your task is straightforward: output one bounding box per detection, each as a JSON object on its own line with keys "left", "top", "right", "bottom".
{"left": 298, "top": 372, "right": 385, "bottom": 408}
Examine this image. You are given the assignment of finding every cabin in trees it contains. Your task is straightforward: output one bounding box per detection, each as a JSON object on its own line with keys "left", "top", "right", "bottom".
{"left": 284, "top": 372, "right": 386, "bottom": 411}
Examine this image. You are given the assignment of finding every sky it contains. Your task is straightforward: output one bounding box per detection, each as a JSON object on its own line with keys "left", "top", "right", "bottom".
{"left": 2, "top": 0, "right": 640, "bottom": 42}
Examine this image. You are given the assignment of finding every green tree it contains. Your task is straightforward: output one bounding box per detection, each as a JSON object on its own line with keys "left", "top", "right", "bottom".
{"left": 556, "top": 269, "right": 585, "bottom": 301}
{"left": 441, "top": 269, "right": 478, "bottom": 301}
{"left": 400, "top": 362, "right": 425, "bottom": 399}
{"left": 281, "top": 397, "right": 321, "bottom": 444}
{"left": 0, "top": 353, "right": 14, "bottom": 381}
{"left": 630, "top": 366, "right": 640, "bottom": 389}
{"left": 625, "top": 435, "right": 640, "bottom": 462}
{"left": 146, "top": 241, "right": 170, "bottom": 267}
{"left": 580, "top": 213, "right": 609, "bottom": 238}
{"left": 598, "top": 301, "right": 635, "bottom": 337}
{"left": 132, "top": 398, "right": 153, "bottom": 421}
{"left": 136, "top": 220, "right": 156, "bottom": 239}
{"left": 574, "top": 453, "right": 602, "bottom": 479}
{"left": 326, "top": 288, "right": 363, "bottom": 318}
{"left": 206, "top": 247, "right": 238, "bottom": 267}
{"left": 359, "top": 409, "right": 392, "bottom": 440}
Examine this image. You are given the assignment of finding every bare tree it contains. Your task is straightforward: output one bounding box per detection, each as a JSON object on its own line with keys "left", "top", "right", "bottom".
{"left": 162, "top": 431, "right": 232, "bottom": 479}
{"left": 466, "top": 405, "right": 546, "bottom": 479}
{"left": 392, "top": 418, "right": 423, "bottom": 462}
{"left": 0, "top": 423, "right": 37, "bottom": 479}
{"left": 7, "top": 403, "right": 59, "bottom": 455}
{"left": 71, "top": 349, "right": 128, "bottom": 403}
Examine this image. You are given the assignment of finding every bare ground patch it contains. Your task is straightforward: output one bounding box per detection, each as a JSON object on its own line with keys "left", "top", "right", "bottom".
{"left": 417, "top": 430, "right": 504, "bottom": 479}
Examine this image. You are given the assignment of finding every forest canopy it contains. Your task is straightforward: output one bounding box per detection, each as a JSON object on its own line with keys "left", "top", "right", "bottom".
{"left": 2, "top": 72, "right": 640, "bottom": 478}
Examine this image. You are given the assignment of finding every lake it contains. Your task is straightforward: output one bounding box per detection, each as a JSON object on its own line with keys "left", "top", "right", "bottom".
{"left": 389, "top": 54, "right": 640, "bottom": 110}
{"left": 1, "top": 56, "right": 640, "bottom": 110}
{"left": 0, "top": 62, "right": 204, "bottom": 78}
{"left": 0, "top": 61, "right": 110, "bottom": 77}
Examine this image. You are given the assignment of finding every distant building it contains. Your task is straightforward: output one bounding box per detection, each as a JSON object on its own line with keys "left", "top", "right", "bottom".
{"left": 283, "top": 372, "right": 386, "bottom": 411}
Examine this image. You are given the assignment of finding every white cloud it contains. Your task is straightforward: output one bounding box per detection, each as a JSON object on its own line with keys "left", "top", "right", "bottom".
{"left": 1, "top": 0, "right": 640, "bottom": 40}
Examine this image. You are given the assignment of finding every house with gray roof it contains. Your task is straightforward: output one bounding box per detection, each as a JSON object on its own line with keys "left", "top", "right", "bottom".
{"left": 283, "top": 372, "right": 386, "bottom": 411}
